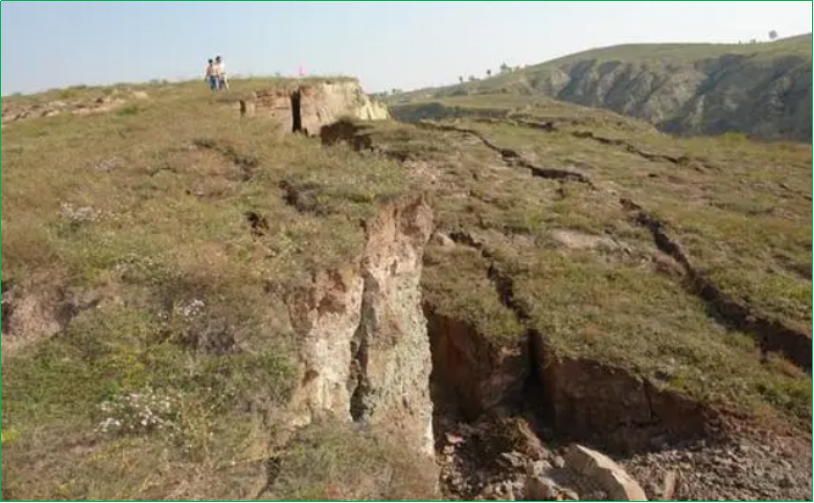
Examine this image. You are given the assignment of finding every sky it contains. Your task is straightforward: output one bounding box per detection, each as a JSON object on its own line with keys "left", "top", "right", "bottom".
{"left": 1, "top": 1, "right": 812, "bottom": 95}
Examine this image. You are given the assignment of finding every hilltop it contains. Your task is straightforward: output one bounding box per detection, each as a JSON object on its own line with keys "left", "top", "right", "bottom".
{"left": 387, "top": 34, "right": 813, "bottom": 141}
{"left": 1, "top": 77, "right": 811, "bottom": 501}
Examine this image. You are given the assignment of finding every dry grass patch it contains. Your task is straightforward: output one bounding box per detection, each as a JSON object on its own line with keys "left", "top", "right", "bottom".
{"left": 265, "top": 420, "right": 439, "bottom": 501}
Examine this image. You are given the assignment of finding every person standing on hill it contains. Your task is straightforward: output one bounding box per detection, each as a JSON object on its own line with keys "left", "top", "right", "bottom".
{"left": 215, "top": 56, "right": 229, "bottom": 91}
{"left": 204, "top": 59, "right": 218, "bottom": 92}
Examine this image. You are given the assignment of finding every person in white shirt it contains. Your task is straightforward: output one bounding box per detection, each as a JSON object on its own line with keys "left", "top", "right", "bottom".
{"left": 215, "top": 56, "right": 229, "bottom": 91}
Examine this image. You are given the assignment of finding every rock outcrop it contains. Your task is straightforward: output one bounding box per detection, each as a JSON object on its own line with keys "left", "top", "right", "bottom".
{"left": 246, "top": 80, "right": 390, "bottom": 136}
{"left": 564, "top": 445, "right": 648, "bottom": 501}
{"left": 286, "top": 195, "right": 435, "bottom": 455}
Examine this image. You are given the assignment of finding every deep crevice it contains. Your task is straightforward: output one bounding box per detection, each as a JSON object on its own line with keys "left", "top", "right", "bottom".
{"left": 620, "top": 197, "right": 812, "bottom": 373}
{"left": 290, "top": 89, "right": 303, "bottom": 134}
{"left": 349, "top": 269, "right": 377, "bottom": 423}
{"left": 436, "top": 230, "right": 730, "bottom": 456}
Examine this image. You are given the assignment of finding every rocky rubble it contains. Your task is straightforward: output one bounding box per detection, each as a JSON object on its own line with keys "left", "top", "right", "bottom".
{"left": 436, "top": 414, "right": 648, "bottom": 501}
{"left": 434, "top": 409, "right": 813, "bottom": 501}
{"left": 624, "top": 432, "right": 813, "bottom": 501}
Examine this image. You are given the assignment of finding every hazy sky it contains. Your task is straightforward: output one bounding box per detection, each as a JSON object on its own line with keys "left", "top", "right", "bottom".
{"left": 2, "top": 1, "right": 812, "bottom": 95}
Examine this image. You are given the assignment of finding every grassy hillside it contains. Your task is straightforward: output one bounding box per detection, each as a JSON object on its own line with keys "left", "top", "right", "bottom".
{"left": 2, "top": 77, "right": 811, "bottom": 500}
{"left": 538, "top": 33, "right": 813, "bottom": 66}
{"left": 1, "top": 79, "right": 438, "bottom": 500}
{"left": 389, "top": 34, "right": 813, "bottom": 140}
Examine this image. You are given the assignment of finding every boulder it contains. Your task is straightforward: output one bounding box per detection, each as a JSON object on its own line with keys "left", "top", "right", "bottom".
{"left": 524, "top": 475, "right": 560, "bottom": 501}
{"left": 564, "top": 445, "right": 648, "bottom": 501}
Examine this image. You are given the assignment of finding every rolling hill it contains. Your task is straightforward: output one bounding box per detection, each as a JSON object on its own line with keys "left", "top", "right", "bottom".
{"left": 1, "top": 77, "right": 811, "bottom": 501}
{"left": 388, "top": 34, "right": 813, "bottom": 141}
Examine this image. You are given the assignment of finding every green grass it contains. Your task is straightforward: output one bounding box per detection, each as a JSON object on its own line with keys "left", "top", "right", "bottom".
{"left": 388, "top": 34, "right": 812, "bottom": 106}
{"left": 1, "top": 77, "right": 412, "bottom": 500}
{"left": 423, "top": 246, "right": 525, "bottom": 343}
{"left": 458, "top": 119, "right": 812, "bottom": 336}
{"left": 3, "top": 72, "right": 811, "bottom": 500}
{"left": 265, "top": 420, "right": 438, "bottom": 501}
{"left": 540, "top": 33, "right": 813, "bottom": 66}
{"left": 355, "top": 113, "right": 811, "bottom": 428}
{"left": 512, "top": 249, "right": 810, "bottom": 422}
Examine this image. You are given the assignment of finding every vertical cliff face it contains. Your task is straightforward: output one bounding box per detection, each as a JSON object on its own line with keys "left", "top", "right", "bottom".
{"left": 286, "top": 195, "right": 435, "bottom": 455}
{"left": 247, "top": 80, "right": 390, "bottom": 136}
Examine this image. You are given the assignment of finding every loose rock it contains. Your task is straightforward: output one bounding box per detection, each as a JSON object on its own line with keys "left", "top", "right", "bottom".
{"left": 565, "top": 445, "right": 648, "bottom": 501}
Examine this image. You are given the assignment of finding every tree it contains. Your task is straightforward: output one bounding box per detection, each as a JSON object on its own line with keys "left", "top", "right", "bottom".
{"left": 486, "top": 69, "right": 492, "bottom": 78}
{"left": 500, "top": 63, "right": 511, "bottom": 74}
{"left": 459, "top": 76, "right": 464, "bottom": 84}
{"left": 769, "top": 30, "right": 779, "bottom": 41}
{"left": 468, "top": 75, "right": 477, "bottom": 82}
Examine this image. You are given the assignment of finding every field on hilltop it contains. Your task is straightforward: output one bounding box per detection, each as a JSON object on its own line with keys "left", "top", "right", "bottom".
{"left": 1, "top": 75, "right": 812, "bottom": 501}
{"left": 388, "top": 33, "right": 813, "bottom": 141}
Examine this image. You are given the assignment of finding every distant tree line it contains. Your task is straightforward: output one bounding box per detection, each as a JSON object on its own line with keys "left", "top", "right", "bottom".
{"left": 739, "top": 30, "right": 780, "bottom": 45}
{"left": 457, "top": 62, "right": 524, "bottom": 86}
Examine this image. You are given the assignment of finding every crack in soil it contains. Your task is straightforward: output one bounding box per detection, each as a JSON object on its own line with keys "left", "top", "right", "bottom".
{"left": 348, "top": 117, "right": 808, "bottom": 374}
{"left": 349, "top": 269, "right": 376, "bottom": 422}
{"left": 447, "top": 231, "right": 530, "bottom": 323}
{"left": 619, "top": 198, "right": 812, "bottom": 373}
{"left": 442, "top": 230, "right": 724, "bottom": 455}
{"left": 416, "top": 121, "right": 597, "bottom": 187}
{"left": 431, "top": 124, "right": 808, "bottom": 373}
{"left": 192, "top": 139, "right": 261, "bottom": 181}
{"left": 513, "top": 118, "right": 714, "bottom": 172}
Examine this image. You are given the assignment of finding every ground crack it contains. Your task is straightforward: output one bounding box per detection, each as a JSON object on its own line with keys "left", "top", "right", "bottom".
{"left": 349, "top": 268, "right": 377, "bottom": 422}
{"left": 417, "top": 121, "right": 596, "bottom": 187}
{"left": 619, "top": 198, "right": 811, "bottom": 373}
{"left": 192, "top": 138, "right": 261, "bottom": 181}
{"left": 514, "top": 118, "right": 713, "bottom": 171}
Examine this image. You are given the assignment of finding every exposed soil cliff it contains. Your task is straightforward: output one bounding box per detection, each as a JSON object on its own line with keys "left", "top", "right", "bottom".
{"left": 286, "top": 195, "right": 435, "bottom": 455}
{"left": 244, "top": 80, "right": 390, "bottom": 135}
